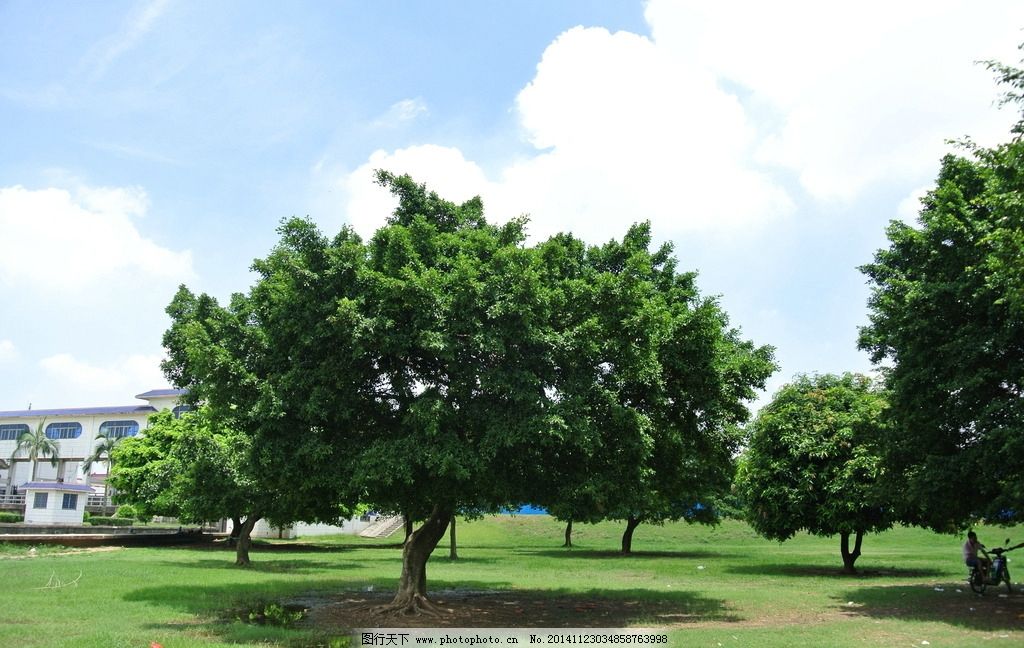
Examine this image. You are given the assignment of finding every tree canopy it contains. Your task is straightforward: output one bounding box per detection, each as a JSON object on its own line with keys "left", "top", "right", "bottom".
{"left": 111, "top": 405, "right": 348, "bottom": 565}
{"left": 858, "top": 54, "right": 1024, "bottom": 531}
{"left": 536, "top": 228, "right": 775, "bottom": 553}
{"left": 737, "top": 373, "right": 891, "bottom": 572}
{"left": 161, "top": 171, "right": 774, "bottom": 613}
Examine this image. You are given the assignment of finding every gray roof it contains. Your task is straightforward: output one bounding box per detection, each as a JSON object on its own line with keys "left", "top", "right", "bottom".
{"left": 0, "top": 405, "right": 157, "bottom": 419}
{"left": 135, "top": 388, "right": 188, "bottom": 399}
{"left": 20, "top": 482, "right": 94, "bottom": 492}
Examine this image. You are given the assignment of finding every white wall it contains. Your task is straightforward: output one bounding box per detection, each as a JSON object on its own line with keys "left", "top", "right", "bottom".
{"left": 249, "top": 517, "right": 373, "bottom": 539}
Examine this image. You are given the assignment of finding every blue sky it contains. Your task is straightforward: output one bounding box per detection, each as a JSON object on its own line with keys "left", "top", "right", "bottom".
{"left": 1, "top": 0, "right": 1021, "bottom": 410}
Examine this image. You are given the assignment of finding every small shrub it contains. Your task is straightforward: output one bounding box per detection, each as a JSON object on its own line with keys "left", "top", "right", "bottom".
{"left": 82, "top": 511, "right": 91, "bottom": 521}
{"left": 115, "top": 504, "right": 138, "bottom": 519}
{"left": 236, "top": 601, "right": 307, "bottom": 627}
{"left": 0, "top": 512, "right": 24, "bottom": 523}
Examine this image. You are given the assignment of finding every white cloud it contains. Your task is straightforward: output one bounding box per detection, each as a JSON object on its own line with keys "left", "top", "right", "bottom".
{"left": 0, "top": 183, "right": 194, "bottom": 293}
{"left": 335, "top": 1, "right": 1022, "bottom": 242}
{"left": 372, "top": 98, "right": 429, "bottom": 128}
{"left": 340, "top": 26, "right": 793, "bottom": 243}
{"left": 40, "top": 353, "right": 167, "bottom": 400}
{"left": 0, "top": 340, "right": 15, "bottom": 363}
{"left": 645, "top": 0, "right": 1024, "bottom": 200}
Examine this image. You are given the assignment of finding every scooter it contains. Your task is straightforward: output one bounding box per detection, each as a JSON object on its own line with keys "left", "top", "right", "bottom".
{"left": 968, "top": 538, "right": 1024, "bottom": 594}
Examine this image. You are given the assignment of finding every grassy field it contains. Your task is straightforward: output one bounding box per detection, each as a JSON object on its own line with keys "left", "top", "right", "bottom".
{"left": 1, "top": 517, "right": 1021, "bottom": 647}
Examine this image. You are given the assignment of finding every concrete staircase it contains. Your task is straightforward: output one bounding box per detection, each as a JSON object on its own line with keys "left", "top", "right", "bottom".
{"left": 358, "top": 515, "right": 405, "bottom": 538}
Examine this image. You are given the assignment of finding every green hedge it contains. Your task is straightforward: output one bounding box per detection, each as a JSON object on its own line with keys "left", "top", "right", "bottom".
{"left": 87, "top": 517, "right": 133, "bottom": 527}
{"left": 0, "top": 512, "right": 23, "bottom": 523}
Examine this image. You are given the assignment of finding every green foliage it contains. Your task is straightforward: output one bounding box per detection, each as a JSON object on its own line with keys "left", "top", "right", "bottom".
{"left": 859, "top": 54, "right": 1024, "bottom": 531}
{"left": 110, "top": 409, "right": 266, "bottom": 528}
{"left": 159, "top": 172, "right": 773, "bottom": 585}
{"left": 114, "top": 504, "right": 138, "bottom": 519}
{"left": 538, "top": 225, "right": 775, "bottom": 537}
{"left": 83, "top": 432, "right": 124, "bottom": 475}
{"left": 0, "top": 512, "right": 23, "bottom": 523}
{"left": 237, "top": 601, "right": 307, "bottom": 627}
{"left": 737, "top": 373, "right": 891, "bottom": 541}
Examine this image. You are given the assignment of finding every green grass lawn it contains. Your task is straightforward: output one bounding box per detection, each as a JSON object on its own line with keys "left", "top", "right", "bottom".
{"left": 1, "top": 517, "right": 1021, "bottom": 647}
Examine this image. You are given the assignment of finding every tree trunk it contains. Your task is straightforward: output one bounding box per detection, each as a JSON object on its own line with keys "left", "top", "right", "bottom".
{"left": 404, "top": 513, "right": 414, "bottom": 541}
{"left": 227, "top": 516, "right": 242, "bottom": 546}
{"left": 379, "top": 504, "right": 452, "bottom": 616}
{"left": 235, "top": 515, "right": 260, "bottom": 566}
{"left": 840, "top": 530, "right": 864, "bottom": 574}
{"left": 621, "top": 516, "right": 641, "bottom": 554}
{"left": 563, "top": 519, "right": 573, "bottom": 548}
{"left": 448, "top": 515, "right": 458, "bottom": 560}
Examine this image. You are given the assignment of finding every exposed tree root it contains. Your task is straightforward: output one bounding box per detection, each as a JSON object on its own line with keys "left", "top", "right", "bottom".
{"left": 371, "top": 594, "right": 450, "bottom": 618}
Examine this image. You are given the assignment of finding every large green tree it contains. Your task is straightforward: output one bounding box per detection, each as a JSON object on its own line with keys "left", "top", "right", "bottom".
{"left": 165, "top": 173, "right": 557, "bottom": 611}
{"left": 538, "top": 227, "right": 775, "bottom": 553}
{"left": 737, "top": 373, "right": 891, "bottom": 573}
{"left": 859, "top": 55, "right": 1024, "bottom": 530}
{"left": 163, "top": 172, "right": 774, "bottom": 613}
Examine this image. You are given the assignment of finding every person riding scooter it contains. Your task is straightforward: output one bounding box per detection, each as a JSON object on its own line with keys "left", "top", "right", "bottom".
{"left": 964, "top": 531, "right": 991, "bottom": 579}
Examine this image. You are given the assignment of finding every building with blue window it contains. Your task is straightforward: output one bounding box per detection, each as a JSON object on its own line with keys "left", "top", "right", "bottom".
{"left": 0, "top": 389, "right": 187, "bottom": 510}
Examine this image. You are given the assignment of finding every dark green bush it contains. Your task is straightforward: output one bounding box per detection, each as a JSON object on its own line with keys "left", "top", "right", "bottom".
{"left": 0, "top": 512, "right": 23, "bottom": 523}
{"left": 87, "top": 516, "right": 133, "bottom": 527}
{"left": 115, "top": 504, "right": 137, "bottom": 519}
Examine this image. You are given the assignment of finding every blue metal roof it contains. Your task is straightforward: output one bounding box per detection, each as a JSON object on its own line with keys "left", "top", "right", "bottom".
{"left": 0, "top": 405, "right": 157, "bottom": 419}
{"left": 20, "top": 482, "right": 94, "bottom": 492}
{"left": 134, "top": 388, "right": 188, "bottom": 399}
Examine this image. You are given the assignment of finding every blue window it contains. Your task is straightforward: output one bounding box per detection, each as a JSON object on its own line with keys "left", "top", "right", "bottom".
{"left": 33, "top": 492, "right": 48, "bottom": 509}
{"left": 0, "top": 424, "right": 28, "bottom": 441}
{"left": 45, "top": 422, "right": 82, "bottom": 440}
{"left": 99, "top": 420, "right": 139, "bottom": 439}
{"left": 172, "top": 405, "right": 193, "bottom": 419}
{"left": 61, "top": 493, "right": 78, "bottom": 510}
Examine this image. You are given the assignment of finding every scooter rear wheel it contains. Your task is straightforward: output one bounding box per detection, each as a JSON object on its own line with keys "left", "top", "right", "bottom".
{"left": 970, "top": 569, "right": 987, "bottom": 593}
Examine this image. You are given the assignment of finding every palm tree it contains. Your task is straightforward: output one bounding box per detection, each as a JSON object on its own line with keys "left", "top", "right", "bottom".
{"left": 83, "top": 431, "right": 123, "bottom": 511}
{"left": 11, "top": 420, "right": 59, "bottom": 483}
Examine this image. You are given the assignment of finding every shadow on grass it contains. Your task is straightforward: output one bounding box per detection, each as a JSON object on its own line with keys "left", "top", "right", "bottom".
{"left": 154, "top": 552, "right": 500, "bottom": 573}
{"left": 514, "top": 548, "right": 723, "bottom": 560}
{"left": 726, "top": 563, "right": 946, "bottom": 579}
{"left": 152, "top": 558, "right": 364, "bottom": 574}
{"left": 301, "top": 585, "right": 738, "bottom": 631}
{"left": 835, "top": 584, "right": 1024, "bottom": 632}
{"left": 126, "top": 579, "right": 735, "bottom": 643}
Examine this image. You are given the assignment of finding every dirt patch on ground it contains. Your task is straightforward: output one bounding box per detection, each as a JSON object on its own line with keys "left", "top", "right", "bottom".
{"left": 0, "top": 545, "right": 123, "bottom": 560}
{"left": 290, "top": 587, "right": 1024, "bottom": 634}
{"left": 294, "top": 590, "right": 738, "bottom": 631}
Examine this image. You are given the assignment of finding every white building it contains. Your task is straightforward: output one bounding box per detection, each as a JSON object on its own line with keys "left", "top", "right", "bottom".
{"left": 22, "top": 481, "right": 92, "bottom": 525}
{"left": 0, "top": 389, "right": 188, "bottom": 507}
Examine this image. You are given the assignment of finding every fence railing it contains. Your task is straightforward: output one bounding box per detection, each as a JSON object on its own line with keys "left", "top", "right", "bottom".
{"left": 0, "top": 493, "right": 25, "bottom": 508}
